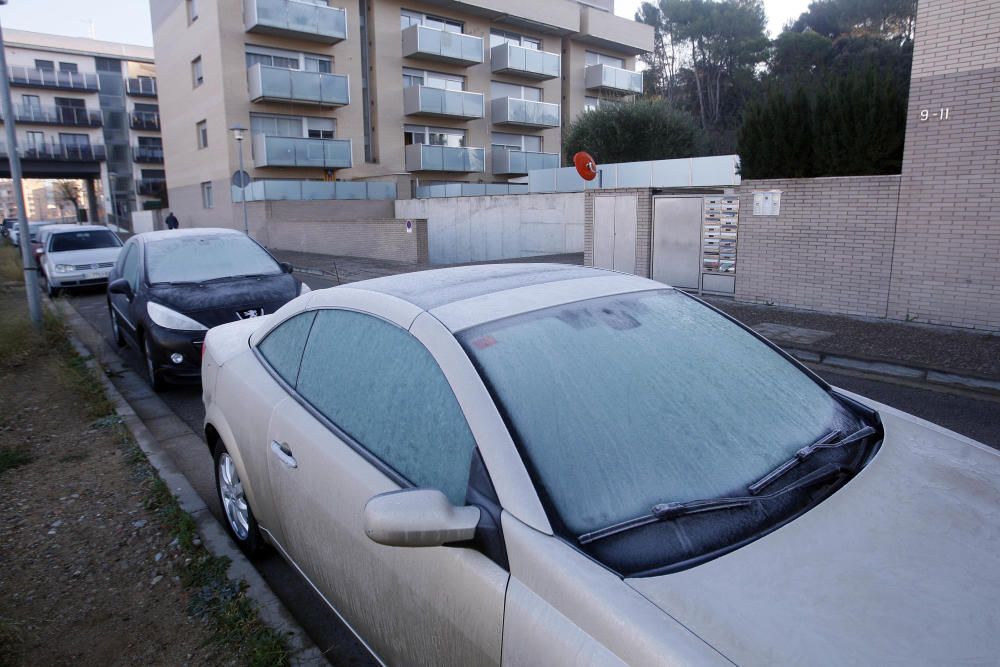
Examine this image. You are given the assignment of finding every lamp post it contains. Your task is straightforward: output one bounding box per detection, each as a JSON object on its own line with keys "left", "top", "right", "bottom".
{"left": 230, "top": 125, "right": 250, "bottom": 237}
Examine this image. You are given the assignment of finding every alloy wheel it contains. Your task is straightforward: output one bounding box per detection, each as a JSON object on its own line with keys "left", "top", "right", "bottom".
{"left": 218, "top": 453, "right": 250, "bottom": 541}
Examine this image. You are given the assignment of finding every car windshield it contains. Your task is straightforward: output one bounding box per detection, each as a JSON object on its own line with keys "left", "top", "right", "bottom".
{"left": 458, "top": 290, "right": 860, "bottom": 540}
{"left": 50, "top": 230, "right": 121, "bottom": 253}
{"left": 145, "top": 234, "right": 281, "bottom": 284}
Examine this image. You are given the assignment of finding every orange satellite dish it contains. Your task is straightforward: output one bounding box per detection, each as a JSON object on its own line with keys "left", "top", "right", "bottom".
{"left": 573, "top": 151, "right": 598, "bottom": 181}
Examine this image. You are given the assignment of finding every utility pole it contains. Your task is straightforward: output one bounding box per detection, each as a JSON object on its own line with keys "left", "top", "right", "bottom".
{"left": 0, "top": 8, "right": 43, "bottom": 328}
{"left": 230, "top": 125, "right": 250, "bottom": 237}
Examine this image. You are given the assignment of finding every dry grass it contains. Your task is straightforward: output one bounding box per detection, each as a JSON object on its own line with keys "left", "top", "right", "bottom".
{"left": 0, "top": 245, "right": 23, "bottom": 283}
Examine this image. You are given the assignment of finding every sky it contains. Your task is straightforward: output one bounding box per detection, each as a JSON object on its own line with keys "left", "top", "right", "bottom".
{"left": 0, "top": 0, "right": 812, "bottom": 48}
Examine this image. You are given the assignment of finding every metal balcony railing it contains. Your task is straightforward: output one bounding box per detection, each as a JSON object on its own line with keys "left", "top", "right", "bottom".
{"left": 129, "top": 110, "right": 160, "bottom": 130}
{"left": 247, "top": 64, "right": 349, "bottom": 106}
{"left": 2, "top": 104, "right": 103, "bottom": 127}
{"left": 402, "top": 24, "right": 483, "bottom": 66}
{"left": 490, "top": 43, "right": 560, "bottom": 80}
{"left": 404, "top": 144, "right": 485, "bottom": 172}
{"left": 126, "top": 77, "right": 157, "bottom": 96}
{"left": 490, "top": 97, "right": 560, "bottom": 128}
{"left": 403, "top": 85, "right": 483, "bottom": 119}
{"left": 244, "top": 0, "right": 348, "bottom": 43}
{"left": 8, "top": 66, "right": 100, "bottom": 91}
{"left": 584, "top": 63, "right": 643, "bottom": 94}
{"left": 251, "top": 134, "right": 352, "bottom": 169}
{"left": 0, "top": 141, "right": 107, "bottom": 161}
{"left": 133, "top": 145, "right": 165, "bottom": 163}
{"left": 492, "top": 147, "right": 559, "bottom": 175}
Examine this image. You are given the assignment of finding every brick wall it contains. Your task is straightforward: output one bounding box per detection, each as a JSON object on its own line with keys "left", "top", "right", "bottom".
{"left": 735, "top": 177, "right": 901, "bottom": 317}
{"left": 266, "top": 218, "right": 428, "bottom": 264}
{"left": 887, "top": 0, "right": 1000, "bottom": 330}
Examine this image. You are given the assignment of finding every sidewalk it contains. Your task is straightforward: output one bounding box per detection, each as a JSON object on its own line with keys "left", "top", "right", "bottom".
{"left": 271, "top": 249, "right": 1000, "bottom": 393}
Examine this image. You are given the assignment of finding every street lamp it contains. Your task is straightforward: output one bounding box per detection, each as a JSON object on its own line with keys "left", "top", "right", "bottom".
{"left": 230, "top": 124, "right": 250, "bottom": 237}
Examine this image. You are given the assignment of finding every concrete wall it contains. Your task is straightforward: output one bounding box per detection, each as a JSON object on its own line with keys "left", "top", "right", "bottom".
{"left": 266, "top": 218, "right": 428, "bottom": 264}
{"left": 735, "top": 177, "right": 901, "bottom": 318}
{"left": 396, "top": 192, "right": 584, "bottom": 264}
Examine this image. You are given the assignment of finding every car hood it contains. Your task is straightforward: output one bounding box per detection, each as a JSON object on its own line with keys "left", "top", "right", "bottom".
{"left": 149, "top": 273, "right": 298, "bottom": 328}
{"left": 626, "top": 403, "right": 1000, "bottom": 666}
{"left": 46, "top": 247, "right": 122, "bottom": 266}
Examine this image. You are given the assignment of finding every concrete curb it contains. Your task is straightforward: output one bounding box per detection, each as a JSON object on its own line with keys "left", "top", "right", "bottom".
{"left": 51, "top": 297, "right": 327, "bottom": 666}
{"left": 783, "top": 346, "right": 1000, "bottom": 396}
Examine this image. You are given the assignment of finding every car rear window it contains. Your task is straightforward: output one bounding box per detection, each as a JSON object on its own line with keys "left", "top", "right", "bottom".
{"left": 50, "top": 230, "right": 121, "bottom": 253}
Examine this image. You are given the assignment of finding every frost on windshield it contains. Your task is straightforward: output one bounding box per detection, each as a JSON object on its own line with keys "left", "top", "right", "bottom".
{"left": 461, "top": 291, "right": 852, "bottom": 535}
{"left": 146, "top": 236, "right": 280, "bottom": 284}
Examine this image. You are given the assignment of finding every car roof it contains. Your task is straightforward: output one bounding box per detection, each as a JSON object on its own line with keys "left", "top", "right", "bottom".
{"left": 137, "top": 227, "right": 244, "bottom": 244}
{"left": 46, "top": 224, "right": 109, "bottom": 235}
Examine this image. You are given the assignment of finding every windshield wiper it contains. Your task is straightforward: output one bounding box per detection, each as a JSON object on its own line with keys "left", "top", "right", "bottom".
{"left": 200, "top": 273, "right": 274, "bottom": 284}
{"left": 578, "top": 463, "right": 849, "bottom": 545}
{"left": 748, "top": 425, "right": 876, "bottom": 496}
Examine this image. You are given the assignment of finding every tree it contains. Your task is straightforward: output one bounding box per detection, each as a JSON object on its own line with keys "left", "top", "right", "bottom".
{"left": 54, "top": 180, "right": 82, "bottom": 221}
{"left": 563, "top": 98, "right": 707, "bottom": 164}
{"left": 790, "top": 0, "right": 916, "bottom": 41}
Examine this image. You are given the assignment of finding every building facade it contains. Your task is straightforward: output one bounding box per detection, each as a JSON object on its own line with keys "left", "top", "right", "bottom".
{"left": 0, "top": 30, "right": 165, "bottom": 228}
{"left": 150, "top": 0, "right": 651, "bottom": 230}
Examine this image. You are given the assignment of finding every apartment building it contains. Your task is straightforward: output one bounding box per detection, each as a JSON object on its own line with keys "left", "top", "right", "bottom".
{"left": 0, "top": 30, "right": 166, "bottom": 228}
{"left": 150, "top": 0, "right": 652, "bottom": 229}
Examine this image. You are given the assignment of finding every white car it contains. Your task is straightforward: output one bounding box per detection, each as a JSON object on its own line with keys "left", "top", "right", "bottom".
{"left": 40, "top": 225, "right": 123, "bottom": 296}
{"left": 9, "top": 220, "right": 55, "bottom": 247}
{"left": 202, "top": 264, "right": 1000, "bottom": 666}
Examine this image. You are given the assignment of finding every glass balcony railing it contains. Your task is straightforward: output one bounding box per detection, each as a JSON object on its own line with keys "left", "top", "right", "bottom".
{"left": 232, "top": 179, "right": 397, "bottom": 202}
{"left": 1, "top": 142, "right": 107, "bottom": 161}
{"left": 2, "top": 104, "right": 103, "bottom": 127}
{"left": 247, "top": 64, "right": 349, "bottom": 106}
{"left": 133, "top": 145, "right": 165, "bottom": 163}
{"left": 403, "top": 85, "right": 483, "bottom": 119}
{"left": 8, "top": 66, "right": 100, "bottom": 92}
{"left": 490, "top": 43, "right": 560, "bottom": 80}
{"left": 252, "top": 134, "right": 353, "bottom": 169}
{"left": 401, "top": 24, "right": 483, "bottom": 66}
{"left": 490, "top": 97, "right": 560, "bottom": 128}
{"left": 584, "top": 63, "right": 643, "bottom": 94}
{"left": 492, "top": 147, "right": 559, "bottom": 175}
{"left": 244, "top": 0, "right": 348, "bottom": 43}
{"left": 404, "top": 144, "right": 485, "bottom": 172}
{"left": 126, "top": 77, "right": 157, "bottom": 96}
{"left": 129, "top": 110, "right": 160, "bottom": 130}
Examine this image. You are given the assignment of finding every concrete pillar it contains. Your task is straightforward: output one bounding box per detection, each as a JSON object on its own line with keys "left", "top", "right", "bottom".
{"left": 85, "top": 178, "right": 99, "bottom": 223}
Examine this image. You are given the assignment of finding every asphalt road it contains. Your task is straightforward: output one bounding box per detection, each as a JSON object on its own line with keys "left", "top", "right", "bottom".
{"left": 63, "top": 276, "right": 1000, "bottom": 662}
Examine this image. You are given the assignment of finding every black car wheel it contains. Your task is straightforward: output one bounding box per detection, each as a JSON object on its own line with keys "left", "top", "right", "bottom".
{"left": 214, "top": 441, "right": 263, "bottom": 556}
{"left": 141, "top": 333, "right": 167, "bottom": 393}
{"left": 108, "top": 302, "right": 125, "bottom": 347}
{"left": 44, "top": 275, "right": 59, "bottom": 298}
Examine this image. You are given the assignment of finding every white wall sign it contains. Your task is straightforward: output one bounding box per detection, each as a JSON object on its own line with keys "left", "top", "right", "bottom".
{"left": 753, "top": 191, "right": 782, "bottom": 216}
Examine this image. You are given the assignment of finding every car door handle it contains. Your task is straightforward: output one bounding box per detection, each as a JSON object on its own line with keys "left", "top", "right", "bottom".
{"left": 270, "top": 441, "right": 297, "bottom": 469}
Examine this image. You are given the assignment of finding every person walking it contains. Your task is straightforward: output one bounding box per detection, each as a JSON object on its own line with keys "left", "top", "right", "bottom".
{"left": 164, "top": 212, "right": 179, "bottom": 230}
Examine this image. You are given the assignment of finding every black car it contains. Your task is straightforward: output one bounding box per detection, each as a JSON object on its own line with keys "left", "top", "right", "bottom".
{"left": 107, "top": 228, "right": 307, "bottom": 391}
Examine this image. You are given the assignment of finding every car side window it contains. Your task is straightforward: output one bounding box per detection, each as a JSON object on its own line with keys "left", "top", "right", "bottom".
{"left": 296, "top": 309, "right": 477, "bottom": 505}
{"left": 119, "top": 244, "right": 138, "bottom": 289}
{"left": 257, "top": 311, "right": 316, "bottom": 387}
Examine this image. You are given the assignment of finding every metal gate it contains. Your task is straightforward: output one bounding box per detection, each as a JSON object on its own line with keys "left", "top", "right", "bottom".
{"left": 593, "top": 194, "right": 637, "bottom": 273}
{"left": 651, "top": 196, "right": 703, "bottom": 289}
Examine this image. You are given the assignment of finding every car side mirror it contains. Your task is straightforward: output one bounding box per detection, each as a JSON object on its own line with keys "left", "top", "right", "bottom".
{"left": 364, "top": 488, "right": 480, "bottom": 548}
{"left": 108, "top": 277, "right": 133, "bottom": 300}
{"left": 280, "top": 262, "right": 293, "bottom": 274}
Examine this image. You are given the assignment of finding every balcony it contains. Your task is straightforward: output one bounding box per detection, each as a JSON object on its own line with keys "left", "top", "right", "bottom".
{"left": 244, "top": 0, "right": 347, "bottom": 44}
{"left": 584, "top": 64, "right": 643, "bottom": 95}
{"left": 247, "top": 64, "right": 349, "bottom": 106}
{"left": 401, "top": 24, "right": 483, "bottom": 66}
{"left": 0, "top": 142, "right": 107, "bottom": 161}
{"left": 130, "top": 110, "right": 160, "bottom": 131}
{"left": 490, "top": 43, "right": 560, "bottom": 80}
{"left": 403, "top": 86, "right": 483, "bottom": 120}
{"left": 126, "top": 77, "right": 157, "bottom": 97}
{"left": 490, "top": 97, "right": 560, "bottom": 128}
{"left": 404, "top": 144, "right": 485, "bottom": 173}
{"left": 137, "top": 179, "right": 166, "bottom": 196}
{"left": 577, "top": 6, "right": 655, "bottom": 55}
{"left": 2, "top": 105, "right": 102, "bottom": 127}
{"left": 8, "top": 66, "right": 100, "bottom": 92}
{"left": 492, "top": 147, "right": 559, "bottom": 175}
{"left": 252, "top": 134, "right": 352, "bottom": 169}
{"left": 133, "top": 145, "right": 165, "bottom": 163}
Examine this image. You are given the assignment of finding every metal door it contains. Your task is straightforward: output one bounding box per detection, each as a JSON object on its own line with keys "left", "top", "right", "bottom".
{"left": 651, "top": 196, "right": 703, "bottom": 289}
{"left": 593, "top": 194, "right": 637, "bottom": 274}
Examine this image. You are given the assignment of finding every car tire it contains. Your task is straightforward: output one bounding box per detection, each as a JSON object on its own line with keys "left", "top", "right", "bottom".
{"left": 141, "top": 333, "right": 168, "bottom": 393}
{"left": 44, "top": 275, "right": 59, "bottom": 298}
{"left": 108, "top": 302, "right": 126, "bottom": 347}
{"left": 214, "top": 441, "right": 264, "bottom": 556}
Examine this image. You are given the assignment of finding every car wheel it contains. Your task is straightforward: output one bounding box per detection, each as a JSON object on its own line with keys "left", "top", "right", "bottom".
{"left": 141, "top": 333, "right": 167, "bottom": 393}
{"left": 44, "top": 275, "right": 59, "bottom": 298}
{"left": 108, "top": 302, "right": 125, "bottom": 347}
{"left": 214, "top": 442, "right": 263, "bottom": 556}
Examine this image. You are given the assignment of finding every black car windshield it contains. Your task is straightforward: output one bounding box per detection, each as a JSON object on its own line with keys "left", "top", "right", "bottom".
{"left": 458, "top": 290, "right": 860, "bottom": 538}
{"left": 145, "top": 234, "right": 281, "bottom": 284}
{"left": 50, "top": 230, "right": 121, "bottom": 253}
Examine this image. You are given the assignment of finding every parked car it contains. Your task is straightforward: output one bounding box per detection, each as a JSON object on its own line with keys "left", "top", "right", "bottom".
{"left": 202, "top": 263, "right": 1000, "bottom": 666}
{"left": 10, "top": 220, "right": 55, "bottom": 247}
{"left": 1, "top": 217, "right": 17, "bottom": 241}
{"left": 108, "top": 228, "right": 307, "bottom": 391}
{"left": 33, "top": 223, "right": 82, "bottom": 275}
{"left": 39, "top": 225, "right": 123, "bottom": 296}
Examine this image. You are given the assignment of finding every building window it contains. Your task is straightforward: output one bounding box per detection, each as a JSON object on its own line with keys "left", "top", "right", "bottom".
{"left": 201, "top": 182, "right": 214, "bottom": 209}
{"left": 191, "top": 56, "right": 204, "bottom": 87}
{"left": 249, "top": 113, "right": 336, "bottom": 139}
{"left": 402, "top": 68, "right": 464, "bottom": 90}
{"left": 196, "top": 120, "right": 208, "bottom": 148}
{"left": 400, "top": 9, "right": 462, "bottom": 33}
{"left": 489, "top": 29, "right": 540, "bottom": 50}
{"left": 585, "top": 51, "right": 625, "bottom": 69}
{"left": 34, "top": 59, "right": 55, "bottom": 72}
{"left": 187, "top": 0, "right": 198, "bottom": 23}
{"left": 584, "top": 96, "right": 600, "bottom": 111}
{"left": 490, "top": 81, "right": 542, "bottom": 101}
{"left": 491, "top": 132, "right": 541, "bottom": 152}
{"left": 58, "top": 62, "right": 78, "bottom": 73}
{"left": 403, "top": 124, "right": 465, "bottom": 147}
{"left": 245, "top": 46, "right": 332, "bottom": 73}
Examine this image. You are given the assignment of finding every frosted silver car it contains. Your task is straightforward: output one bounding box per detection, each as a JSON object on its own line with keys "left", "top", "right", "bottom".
{"left": 202, "top": 264, "right": 1000, "bottom": 666}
